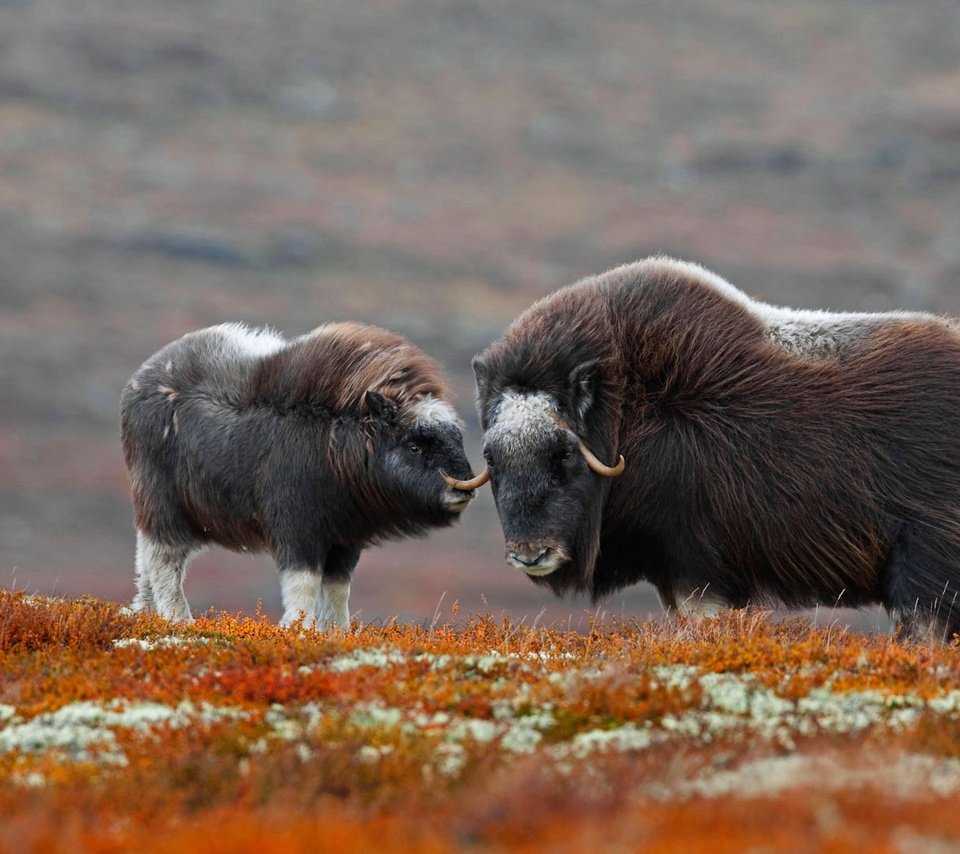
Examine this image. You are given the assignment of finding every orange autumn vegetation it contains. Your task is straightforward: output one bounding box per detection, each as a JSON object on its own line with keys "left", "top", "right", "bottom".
{"left": 1, "top": 589, "right": 959, "bottom": 852}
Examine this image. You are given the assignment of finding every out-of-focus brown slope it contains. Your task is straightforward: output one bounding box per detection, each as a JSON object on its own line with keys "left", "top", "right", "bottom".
{"left": 2, "top": 0, "right": 959, "bottom": 626}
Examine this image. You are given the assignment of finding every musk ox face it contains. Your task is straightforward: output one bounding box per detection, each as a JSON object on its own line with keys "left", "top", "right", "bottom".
{"left": 366, "top": 391, "right": 477, "bottom": 525}
{"left": 484, "top": 393, "right": 594, "bottom": 576}
{"left": 477, "top": 386, "right": 621, "bottom": 591}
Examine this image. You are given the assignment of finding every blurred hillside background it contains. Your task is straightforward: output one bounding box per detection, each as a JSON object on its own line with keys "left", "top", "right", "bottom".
{"left": 3, "top": 0, "right": 960, "bottom": 628}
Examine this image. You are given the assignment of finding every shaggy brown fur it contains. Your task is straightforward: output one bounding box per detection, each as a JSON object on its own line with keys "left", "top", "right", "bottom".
{"left": 245, "top": 322, "right": 451, "bottom": 417}
{"left": 121, "top": 321, "right": 473, "bottom": 625}
{"left": 241, "top": 323, "right": 456, "bottom": 518}
{"left": 475, "top": 258, "right": 960, "bottom": 640}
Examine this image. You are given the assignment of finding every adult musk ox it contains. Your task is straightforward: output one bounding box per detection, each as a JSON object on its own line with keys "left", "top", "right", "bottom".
{"left": 120, "top": 322, "right": 476, "bottom": 629}
{"left": 456, "top": 257, "right": 960, "bottom": 640}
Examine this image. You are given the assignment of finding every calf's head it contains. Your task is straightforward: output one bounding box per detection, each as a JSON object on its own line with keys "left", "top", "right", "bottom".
{"left": 464, "top": 358, "right": 624, "bottom": 591}
{"left": 364, "top": 391, "right": 477, "bottom": 524}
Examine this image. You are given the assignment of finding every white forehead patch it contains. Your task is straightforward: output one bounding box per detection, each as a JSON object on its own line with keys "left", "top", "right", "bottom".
{"left": 488, "top": 391, "right": 559, "bottom": 453}
{"left": 216, "top": 322, "right": 286, "bottom": 359}
{"left": 412, "top": 395, "right": 460, "bottom": 428}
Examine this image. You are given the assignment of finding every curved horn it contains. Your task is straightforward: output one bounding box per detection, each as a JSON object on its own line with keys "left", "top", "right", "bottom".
{"left": 578, "top": 441, "right": 625, "bottom": 477}
{"left": 440, "top": 468, "right": 490, "bottom": 491}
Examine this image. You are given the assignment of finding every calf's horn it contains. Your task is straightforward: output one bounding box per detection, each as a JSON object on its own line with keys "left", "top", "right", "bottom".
{"left": 440, "top": 468, "right": 490, "bottom": 491}
{"left": 578, "top": 441, "right": 625, "bottom": 477}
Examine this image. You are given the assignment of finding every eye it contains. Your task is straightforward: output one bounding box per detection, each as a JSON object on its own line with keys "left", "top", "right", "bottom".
{"left": 408, "top": 441, "right": 423, "bottom": 455}
{"left": 561, "top": 448, "right": 574, "bottom": 462}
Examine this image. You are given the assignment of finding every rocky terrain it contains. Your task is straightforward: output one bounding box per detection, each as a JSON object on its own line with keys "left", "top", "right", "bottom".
{"left": 3, "top": 0, "right": 960, "bottom": 626}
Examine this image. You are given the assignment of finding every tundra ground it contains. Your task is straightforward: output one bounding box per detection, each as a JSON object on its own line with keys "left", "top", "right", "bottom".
{"left": 1, "top": 590, "right": 959, "bottom": 852}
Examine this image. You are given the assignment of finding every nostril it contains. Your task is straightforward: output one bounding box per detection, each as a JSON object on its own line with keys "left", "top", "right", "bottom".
{"left": 509, "top": 548, "right": 548, "bottom": 567}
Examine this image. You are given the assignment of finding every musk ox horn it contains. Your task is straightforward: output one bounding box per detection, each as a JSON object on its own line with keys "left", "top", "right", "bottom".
{"left": 578, "top": 441, "right": 625, "bottom": 477}
{"left": 440, "top": 468, "right": 490, "bottom": 491}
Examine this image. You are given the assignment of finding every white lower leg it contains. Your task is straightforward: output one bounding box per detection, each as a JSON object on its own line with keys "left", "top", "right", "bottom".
{"left": 676, "top": 586, "right": 726, "bottom": 618}
{"left": 132, "top": 533, "right": 156, "bottom": 612}
{"left": 318, "top": 577, "right": 351, "bottom": 630}
{"left": 137, "top": 532, "right": 193, "bottom": 622}
{"left": 659, "top": 586, "right": 727, "bottom": 618}
{"left": 279, "top": 569, "right": 322, "bottom": 627}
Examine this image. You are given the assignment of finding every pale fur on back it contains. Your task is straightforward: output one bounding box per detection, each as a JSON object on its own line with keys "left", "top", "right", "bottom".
{"left": 641, "top": 256, "right": 950, "bottom": 358}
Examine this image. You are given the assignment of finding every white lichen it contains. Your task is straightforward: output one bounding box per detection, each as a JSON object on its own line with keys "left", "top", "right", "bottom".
{"left": 327, "top": 648, "right": 406, "bottom": 672}
{"left": 0, "top": 700, "right": 250, "bottom": 765}
{"left": 560, "top": 725, "right": 659, "bottom": 759}
{"left": 668, "top": 752, "right": 960, "bottom": 801}
{"left": 112, "top": 636, "right": 212, "bottom": 651}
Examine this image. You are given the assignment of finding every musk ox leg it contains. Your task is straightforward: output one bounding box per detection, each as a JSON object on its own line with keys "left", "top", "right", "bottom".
{"left": 882, "top": 524, "right": 960, "bottom": 644}
{"left": 675, "top": 586, "right": 727, "bottom": 617}
{"left": 278, "top": 568, "right": 323, "bottom": 628}
{"left": 132, "top": 534, "right": 156, "bottom": 613}
{"left": 317, "top": 544, "right": 361, "bottom": 631}
{"left": 318, "top": 578, "right": 351, "bottom": 630}
{"left": 657, "top": 585, "right": 727, "bottom": 618}
{"left": 135, "top": 531, "right": 195, "bottom": 622}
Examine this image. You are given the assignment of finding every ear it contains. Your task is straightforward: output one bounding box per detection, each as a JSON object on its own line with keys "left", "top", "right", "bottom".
{"left": 568, "top": 360, "right": 599, "bottom": 424}
{"left": 472, "top": 355, "right": 490, "bottom": 401}
{"left": 364, "top": 390, "right": 399, "bottom": 426}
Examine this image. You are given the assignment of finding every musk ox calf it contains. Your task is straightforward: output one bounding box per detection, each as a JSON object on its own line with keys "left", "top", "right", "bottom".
{"left": 120, "top": 322, "right": 476, "bottom": 628}
{"left": 457, "top": 256, "right": 960, "bottom": 640}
